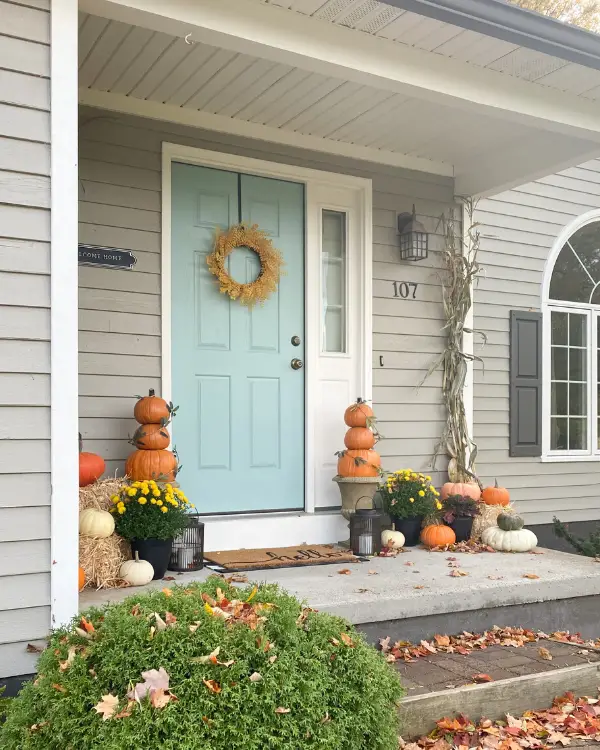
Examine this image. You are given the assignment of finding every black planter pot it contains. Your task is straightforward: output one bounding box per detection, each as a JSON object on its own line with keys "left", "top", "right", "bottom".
{"left": 393, "top": 516, "right": 424, "bottom": 547}
{"left": 448, "top": 517, "right": 474, "bottom": 543}
{"left": 131, "top": 538, "right": 173, "bottom": 580}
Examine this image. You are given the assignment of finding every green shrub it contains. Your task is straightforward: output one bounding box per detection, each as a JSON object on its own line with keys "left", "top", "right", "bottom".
{"left": 1, "top": 577, "right": 402, "bottom": 749}
{"left": 553, "top": 516, "right": 600, "bottom": 557}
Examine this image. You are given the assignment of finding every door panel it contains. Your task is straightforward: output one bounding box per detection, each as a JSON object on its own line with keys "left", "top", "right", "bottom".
{"left": 171, "top": 162, "right": 305, "bottom": 513}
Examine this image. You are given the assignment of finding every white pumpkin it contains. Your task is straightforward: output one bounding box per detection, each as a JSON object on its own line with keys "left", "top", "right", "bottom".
{"left": 119, "top": 552, "right": 154, "bottom": 586}
{"left": 381, "top": 529, "right": 405, "bottom": 549}
{"left": 79, "top": 508, "right": 115, "bottom": 538}
{"left": 481, "top": 525, "right": 537, "bottom": 553}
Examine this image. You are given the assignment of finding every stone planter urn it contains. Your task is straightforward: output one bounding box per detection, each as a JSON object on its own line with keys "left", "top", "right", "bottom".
{"left": 333, "top": 475, "right": 380, "bottom": 546}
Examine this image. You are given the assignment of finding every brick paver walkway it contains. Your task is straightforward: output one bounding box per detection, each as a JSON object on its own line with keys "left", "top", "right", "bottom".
{"left": 397, "top": 640, "right": 600, "bottom": 696}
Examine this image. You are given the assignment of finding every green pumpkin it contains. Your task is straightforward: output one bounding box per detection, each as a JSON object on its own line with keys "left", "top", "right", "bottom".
{"left": 497, "top": 512, "right": 524, "bottom": 531}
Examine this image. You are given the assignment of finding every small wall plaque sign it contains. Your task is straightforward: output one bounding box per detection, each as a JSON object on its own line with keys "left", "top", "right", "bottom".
{"left": 78, "top": 244, "right": 137, "bottom": 270}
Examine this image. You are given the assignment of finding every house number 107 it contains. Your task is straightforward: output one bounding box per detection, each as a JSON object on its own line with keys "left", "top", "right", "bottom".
{"left": 392, "top": 281, "right": 418, "bottom": 299}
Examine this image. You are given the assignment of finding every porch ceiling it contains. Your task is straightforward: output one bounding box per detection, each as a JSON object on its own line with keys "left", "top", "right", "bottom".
{"left": 78, "top": 0, "right": 600, "bottom": 195}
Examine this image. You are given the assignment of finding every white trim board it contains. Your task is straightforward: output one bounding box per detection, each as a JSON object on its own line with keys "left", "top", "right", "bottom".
{"left": 51, "top": 0, "right": 80, "bottom": 627}
{"left": 541, "top": 208, "right": 600, "bottom": 463}
{"left": 79, "top": 88, "right": 453, "bottom": 179}
{"left": 161, "top": 143, "right": 372, "bottom": 520}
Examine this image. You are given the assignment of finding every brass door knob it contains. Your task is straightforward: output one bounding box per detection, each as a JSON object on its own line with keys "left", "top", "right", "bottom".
{"left": 291, "top": 358, "right": 303, "bottom": 370}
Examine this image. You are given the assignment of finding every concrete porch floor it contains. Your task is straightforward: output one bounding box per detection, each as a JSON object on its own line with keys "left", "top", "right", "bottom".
{"left": 80, "top": 547, "right": 600, "bottom": 639}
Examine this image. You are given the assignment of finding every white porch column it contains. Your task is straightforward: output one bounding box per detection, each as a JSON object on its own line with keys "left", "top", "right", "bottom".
{"left": 50, "top": 0, "right": 79, "bottom": 627}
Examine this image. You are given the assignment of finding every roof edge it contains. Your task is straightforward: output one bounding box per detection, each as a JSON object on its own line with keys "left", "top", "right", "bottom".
{"left": 383, "top": 0, "right": 600, "bottom": 71}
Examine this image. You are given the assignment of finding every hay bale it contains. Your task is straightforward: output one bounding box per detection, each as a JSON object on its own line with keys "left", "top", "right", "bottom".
{"left": 79, "top": 477, "right": 132, "bottom": 590}
{"left": 471, "top": 503, "right": 514, "bottom": 541}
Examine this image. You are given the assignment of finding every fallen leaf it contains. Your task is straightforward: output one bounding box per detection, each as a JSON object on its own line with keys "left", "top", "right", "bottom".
{"left": 530, "top": 550, "right": 545, "bottom": 555}
{"left": 414, "top": 585, "right": 426, "bottom": 590}
{"left": 523, "top": 574, "right": 540, "bottom": 580}
{"left": 59, "top": 646, "right": 78, "bottom": 672}
{"left": 203, "top": 679, "right": 221, "bottom": 694}
{"left": 249, "top": 672, "right": 263, "bottom": 682}
{"left": 539, "top": 647, "right": 553, "bottom": 661}
{"left": 487, "top": 575, "right": 504, "bottom": 580}
{"left": 26, "top": 643, "right": 45, "bottom": 654}
{"left": 275, "top": 707, "right": 291, "bottom": 714}
{"left": 355, "top": 588, "right": 371, "bottom": 593}
{"left": 226, "top": 573, "right": 249, "bottom": 583}
{"left": 434, "top": 635, "right": 451, "bottom": 647}
{"left": 128, "top": 667, "right": 170, "bottom": 702}
{"left": 161, "top": 588, "right": 173, "bottom": 597}
{"left": 337, "top": 568, "right": 352, "bottom": 575}
{"left": 405, "top": 561, "right": 415, "bottom": 567}
{"left": 449, "top": 569, "right": 469, "bottom": 577}
{"left": 162, "top": 576, "right": 175, "bottom": 581}
{"left": 379, "top": 636, "right": 391, "bottom": 653}
{"left": 547, "top": 732, "right": 571, "bottom": 745}
{"left": 94, "top": 694, "right": 119, "bottom": 720}
{"left": 473, "top": 674, "right": 494, "bottom": 683}
{"left": 368, "top": 570, "right": 378, "bottom": 575}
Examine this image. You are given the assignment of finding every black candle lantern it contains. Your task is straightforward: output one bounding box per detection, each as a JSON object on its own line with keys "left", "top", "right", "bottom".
{"left": 349, "top": 508, "right": 383, "bottom": 557}
{"left": 168, "top": 514, "right": 205, "bottom": 572}
{"left": 398, "top": 204, "right": 428, "bottom": 261}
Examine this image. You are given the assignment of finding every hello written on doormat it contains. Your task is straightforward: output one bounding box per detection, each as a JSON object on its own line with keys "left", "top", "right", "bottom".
{"left": 204, "top": 544, "right": 358, "bottom": 572}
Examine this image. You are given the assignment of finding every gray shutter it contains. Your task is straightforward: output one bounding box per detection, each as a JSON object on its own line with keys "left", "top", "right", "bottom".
{"left": 509, "top": 310, "right": 542, "bottom": 457}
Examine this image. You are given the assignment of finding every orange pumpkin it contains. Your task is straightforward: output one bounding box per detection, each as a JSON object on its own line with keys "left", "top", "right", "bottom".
{"left": 344, "top": 398, "right": 374, "bottom": 428}
{"left": 344, "top": 426, "right": 375, "bottom": 450}
{"left": 78, "top": 566, "right": 86, "bottom": 592}
{"left": 134, "top": 389, "right": 170, "bottom": 425}
{"left": 482, "top": 479, "right": 510, "bottom": 507}
{"left": 421, "top": 523, "right": 456, "bottom": 548}
{"left": 78, "top": 434, "right": 105, "bottom": 487}
{"left": 337, "top": 449, "right": 381, "bottom": 478}
{"left": 441, "top": 481, "right": 481, "bottom": 502}
{"left": 133, "top": 423, "right": 170, "bottom": 450}
{"left": 125, "top": 449, "right": 178, "bottom": 482}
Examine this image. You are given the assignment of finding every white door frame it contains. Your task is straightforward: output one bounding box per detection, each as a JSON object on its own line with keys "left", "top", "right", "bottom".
{"left": 161, "top": 143, "right": 372, "bottom": 529}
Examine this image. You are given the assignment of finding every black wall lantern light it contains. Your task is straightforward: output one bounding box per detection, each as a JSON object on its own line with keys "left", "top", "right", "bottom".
{"left": 398, "top": 205, "right": 428, "bottom": 261}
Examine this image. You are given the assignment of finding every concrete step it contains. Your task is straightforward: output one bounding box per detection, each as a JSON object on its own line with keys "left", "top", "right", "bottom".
{"left": 400, "top": 661, "right": 600, "bottom": 739}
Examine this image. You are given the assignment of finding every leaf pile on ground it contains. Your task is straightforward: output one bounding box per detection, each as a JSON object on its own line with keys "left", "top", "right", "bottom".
{"left": 425, "top": 540, "right": 496, "bottom": 554}
{"left": 404, "top": 691, "right": 600, "bottom": 749}
{"left": 380, "top": 625, "right": 597, "bottom": 663}
{"left": 1, "top": 577, "right": 402, "bottom": 750}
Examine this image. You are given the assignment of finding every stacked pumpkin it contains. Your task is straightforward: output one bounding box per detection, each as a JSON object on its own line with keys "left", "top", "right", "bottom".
{"left": 336, "top": 398, "right": 381, "bottom": 477}
{"left": 125, "top": 390, "right": 178, "bottom": 482}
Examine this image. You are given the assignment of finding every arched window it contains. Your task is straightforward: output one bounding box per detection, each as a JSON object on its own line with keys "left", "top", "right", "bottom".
{"left": 544, "top": 214, "right": 600, "bottom": 458}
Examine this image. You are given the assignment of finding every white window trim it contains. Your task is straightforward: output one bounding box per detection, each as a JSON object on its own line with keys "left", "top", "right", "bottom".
{"left": 542, "top": 208, "right": 600, "bottom": 462}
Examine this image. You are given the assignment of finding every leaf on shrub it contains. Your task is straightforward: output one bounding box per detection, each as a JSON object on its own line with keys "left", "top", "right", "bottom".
{"left": 150, "top": 688, "right": 176, "bottom": 709}
{"left": 114, "top": 700, "right": 136, "bottom": 719}
{"left": 269, "top": 655, "right": 277, "bottom": 664}
{"left": 204, "top": 602, "right": 215, "bottom": 616}
{"left": 329, "top": 637, "right": 340, "bottom": 646}
{"left": 189, "top": 621, "right": 201, "bottom": 633}
{"left": 130, "top": 604, "right": 141, "bottom": 617}
{"left": 162, "top": 588, "right": 173, "bottom": 597}
{"left": 337, "top": 568, "right": 352, "bottom": 575}
{"left": 152, "top": 612, "right": 168, "bottom": 631}
{"left": 52, "top": 683, "right": 67, "bottom": 693}
{"left": 29, "top": 722, "right": 49, "bottom": 732}
{"left": 296, "top": 607, "right": 316, "bottom": 626}
{"left": 321, "top": 712, "right": 332, "bottom": 724}
{"left": 246, "top": 585, "right": 258, "bottom": 603}
{"left": 191, "top": 647, "right": 221, "bottom": 665}
{"left": 165, "top": 611, "right": 177, "bottom": 626}
{"left": 340, "top": 633, "right": 355, "bottom": 647}
{"left": 80, "top": 616, "right": 95, "bottom": 633}
{"left": 523, "top": 574, "right": 540, "bottom": 579}
{"left": 128, "top": 667, "right": 170, "bottom": 702}
{"left": 249, "top": 672, "right": 263, "bottom": 682}
{"left": 26, "top": 643, "right": 45, "bottom": 654}
{"left": 59, "top": 646, "right": 78, "bottom": 672}
{"left": 203, "top": 679, "right": 222, "bottom": 694}
{"left": 275, "top": 707, "right": 291, "bottom": 714}
{"left": 94, "top": 694, "right": 119, "bottom": 720}
{"left": 539, "top": 647, "right": 553, "bottom": 661}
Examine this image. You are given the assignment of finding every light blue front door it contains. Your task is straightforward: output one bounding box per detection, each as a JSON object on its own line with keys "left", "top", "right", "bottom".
{"left": 171, "top": 163, "right": 305, "bottom": 514}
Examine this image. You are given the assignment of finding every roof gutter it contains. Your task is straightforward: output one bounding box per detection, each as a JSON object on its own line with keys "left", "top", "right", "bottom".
{"left": 383, "top": 0, "right": 600, "bottom": 71}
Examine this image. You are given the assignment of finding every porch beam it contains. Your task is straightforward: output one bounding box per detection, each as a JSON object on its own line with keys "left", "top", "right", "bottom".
{"left": 78, "top": 88, "right": 454, "bottom": 178}
{"left": 79, "top": 0, "right": 600, "bottom": 144}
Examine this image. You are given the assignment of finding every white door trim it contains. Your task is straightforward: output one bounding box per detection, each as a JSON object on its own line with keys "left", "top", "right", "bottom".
{"left": 161, "top": 142, "right": 372, "bottom": 518}
{"left": 51, "top": 0, "right": 80, "bottom": 628}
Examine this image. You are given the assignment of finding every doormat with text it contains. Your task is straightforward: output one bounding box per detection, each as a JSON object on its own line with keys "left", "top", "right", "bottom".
{"left": 204, "top": 544, "right": 358, "bottom": 572}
